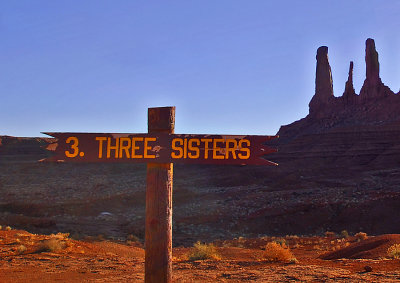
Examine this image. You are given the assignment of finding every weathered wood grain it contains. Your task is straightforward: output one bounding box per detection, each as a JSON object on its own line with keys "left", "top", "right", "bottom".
{"left": 145, "top": 107, "right": 175, "bottom": 283}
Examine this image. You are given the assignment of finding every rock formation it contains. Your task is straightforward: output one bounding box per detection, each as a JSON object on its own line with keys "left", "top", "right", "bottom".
{"left": 359, "top": 38, "right": 393, "bottom": 99}
{"left": 308, "top": 38, "right": 396, "bottom": 118}
{"left": 342, "top": 61, "right": 356, "bottom": 105}
{"left": 365, "top": 38, "right": 380, "bottom": 82}
{"left": 308, "top": 46, "right": 334, "bottom": 118}
{"left": 279, "top": 38, "right": 399, "bottom": 143}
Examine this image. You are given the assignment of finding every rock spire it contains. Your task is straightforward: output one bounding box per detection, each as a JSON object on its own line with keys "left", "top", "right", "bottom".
{"left": 279, "top": 38, "right": 399, "bottom": 144}
{"left": 359, "top": 38, "right": 393, "bottom": 99}
{"left": 365, "top": 38, "right": 380, "bottom": 84}
{"left": 308, "top": 38, "right": 395, "bottom": 118}
{"left": 315, "top": 46, "right": 334, "bottom": 99}
{"left": 309, "top": 46, "right": 334, "bottom": 117}
{"left": 342, "top": 61, "right": 356, "bottom": 104}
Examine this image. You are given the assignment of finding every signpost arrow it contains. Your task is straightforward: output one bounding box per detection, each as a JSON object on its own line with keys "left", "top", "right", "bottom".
{"left": 42, "top": 106, "right": 278, "bottom": 283}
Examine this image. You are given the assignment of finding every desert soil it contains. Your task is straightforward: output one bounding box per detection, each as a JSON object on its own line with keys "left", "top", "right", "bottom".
{"left": 1, "top": 229, "right": 400, "bottom": 282}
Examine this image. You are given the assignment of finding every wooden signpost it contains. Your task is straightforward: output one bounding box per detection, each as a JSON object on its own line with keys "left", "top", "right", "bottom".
{"left": 43, "top": 106, "right": 278, "bottom": 283}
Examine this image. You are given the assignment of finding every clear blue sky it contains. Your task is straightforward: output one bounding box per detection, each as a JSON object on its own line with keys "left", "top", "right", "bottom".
{"left": 1, "top": 1, "right": 399, "bottom": 137}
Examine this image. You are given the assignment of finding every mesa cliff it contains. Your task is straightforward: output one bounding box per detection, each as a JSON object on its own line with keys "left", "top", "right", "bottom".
{"left": 279, "top": 38, "right": 400, "bottom": 143}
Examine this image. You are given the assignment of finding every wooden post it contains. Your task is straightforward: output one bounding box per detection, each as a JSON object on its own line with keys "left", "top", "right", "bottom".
{"left": 145, "top": 106, "right": 175, "bottom": 283}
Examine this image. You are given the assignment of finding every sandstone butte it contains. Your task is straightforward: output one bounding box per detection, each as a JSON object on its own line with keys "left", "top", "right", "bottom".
{"left": 279, "top": 38, "right": 400, "bottom": 143}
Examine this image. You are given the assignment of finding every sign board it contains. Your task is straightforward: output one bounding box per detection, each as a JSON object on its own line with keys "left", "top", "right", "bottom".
{"left": 43, "top": 132, "right": 278, "bottom": 165}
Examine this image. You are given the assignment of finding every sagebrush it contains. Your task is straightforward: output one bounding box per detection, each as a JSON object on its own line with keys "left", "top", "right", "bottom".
{"left": 355, "top": 232, "right": 368, "bottom": 241}
{"left": 387, "top": 244, "right": 400, "bottom": 259}
{"left": 263, "top": 241, "right": 295, "bottom": 262}
{"left": 37, "top": 238, "right": 67, "bottom": 253}
{"left": 187, "top": 241, "right": 221, "bottom": 261}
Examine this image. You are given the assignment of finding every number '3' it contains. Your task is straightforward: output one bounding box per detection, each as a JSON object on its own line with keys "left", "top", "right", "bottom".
{"left": 65, "top": 137, "right": 79, "bottom": 158}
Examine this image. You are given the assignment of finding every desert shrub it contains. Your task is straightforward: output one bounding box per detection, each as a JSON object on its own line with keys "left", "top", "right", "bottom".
{"left": 5, "top": 226, "right": 12, "bottom": 231}
{"left": 0, "top": 225, "right": 2, "bottom": 230}
{"left": 340, "top": 230, "right": 349, "bottom": 238}
{"left": 293, "top": 243, "right": 300, "bottom": 249}
{"left": 333, "top": 245, "right": 341, "bottom": 251}
{"left": 126, "top": 234, "right": 139, "bottom": 242}
{"left": 96, "top": 234, "right": 105, "bottom": 241}
{"left": 15, "top": 233, "right": 28, "bottom": 237}
{"left": 237, "top": 236, "right": 246, "bottom": 248}
{"left": 355, "top": 232, "right": 368, "bottom": 241}
{"left": 263, "top": 242, "right": 295, "bottom": 262}
{"left": 16, "top": 245, "right": 27, "bottom": 254}
{"left": 126, "top": 234, "right": 140, "bottom": 244}
{"left": 288, "top": 257, "right": 298, "bottom": 264}
{"left": 325, "top": 231, "right": 335, "bottom": 238}
{"left": 285, "top": 235, "right": 299, "bottom": 239}
{"left": 84, "top": 234, "right": 105, "bottom": 242}
{"left": 187, "top": 241, "right": 221, "bottom": 261}
{"left": 387, "top": 244, "right": 400, "bottom": 259}
{"left": 70, "top": 233, "right": 84, "bottom": 240}
{"left": 52, "top": 232, "right": 70, "bottom": 239}
{"left": 274, "top": 238, "right": 287, "bottom": 247}
{"left": 37, "top": 238, "right": 66, "bottom": 253}
{"left": 313, "top": 245, "right": 321, "bottom": 250}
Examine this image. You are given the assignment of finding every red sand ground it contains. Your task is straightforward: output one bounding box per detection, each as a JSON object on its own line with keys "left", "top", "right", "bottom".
{"left": 1, "top": 229, "right": 400, "bottom": 282}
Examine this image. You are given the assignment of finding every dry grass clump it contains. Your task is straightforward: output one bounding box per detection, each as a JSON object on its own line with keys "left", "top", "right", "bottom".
{"left": 71, "top": 233, "right": 82, "bottom": 240}
{"left": 126, "top": 234, "right": 140, "bottom": 245}
{"left": 52, "top": 232, "right": 70, "bottom": 239}
{"left": 126, "top": 234, "right": 139, "bottom": 242}
{"left": 292, "top": 243, "right": 301, "bottom": 249}
{"left": 355, "top": 232, "right": 368, "bottom": 241}
{"left": 221, "top": 240, "right": 232, "bottom": 247}
{"left": 83, "top": 234, "right": 105, "bottom": 242}
{"left": 96, "top": 234, "right": 105, "bottom": 241}
{"left": 285, "top": 235, "right": 299, "bottom": 239}
{"left": 325, "top": 231, "right": 336, "bottom": 238}
{"left": 37, "top": 238, "right": 67, "bottom": 253}
{"left": 187, "top": 241, "right": 221, "bottom": 261}
{"left": 387, "top": 244, "right": 400, "bottom": 259}
{"left": 274, "top": 238, "right": 287, "bottom": 246}
{"left": 340, "top": 230, "right": 350, "bottom": 238}
{"left": 237, "top": 236, "right": 246, "bottom": 248}
{"left": 263, "top": 242, "right": 296, "bottom": 263}
{"left": 16, "top": 245, "right": 27, "bottom": 254}
{"left": 126, "top": 234, "right": 141, "bottom": 246}
{"left": 288, "top": 257, "right": 298, "bottom": 264}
